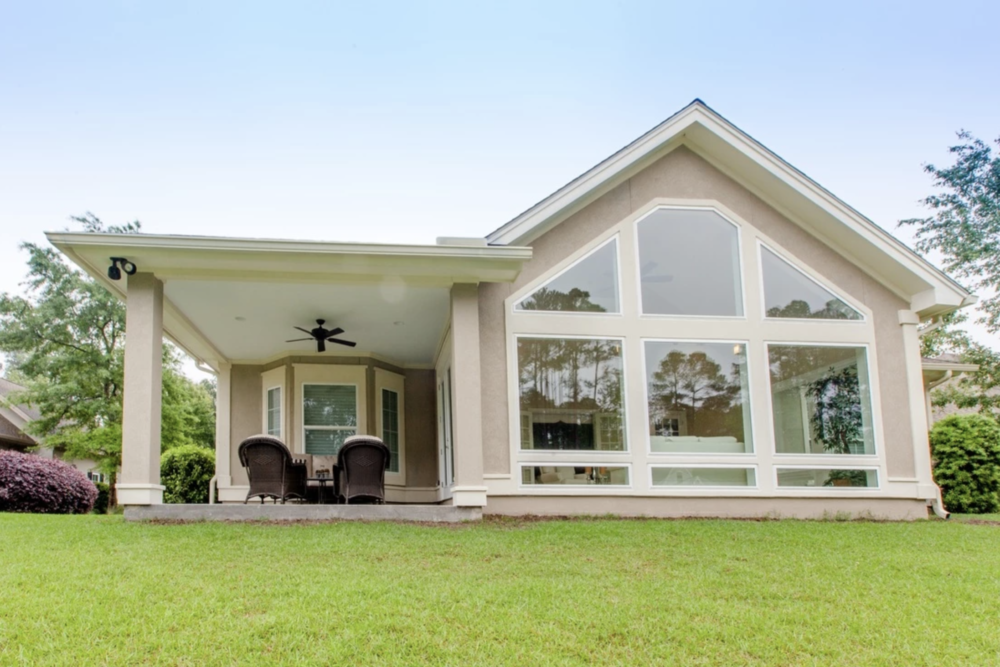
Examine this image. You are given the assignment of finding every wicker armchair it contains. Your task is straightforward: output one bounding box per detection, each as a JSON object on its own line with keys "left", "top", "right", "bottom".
{"left": 337, "top": 436, "right": 390, "bottom": 504}
{"left": 237, "top": 435, "right": 308, "bottom": 504}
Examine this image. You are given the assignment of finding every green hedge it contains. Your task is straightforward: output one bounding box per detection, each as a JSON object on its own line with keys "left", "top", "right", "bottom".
{"left": 930, "top": 414, "right": 1000, "bottom": 514}
{"left": 160, "top": 445, "right": 215, "bottom": 504}
{"left": 92, "top": 482, "right": 110, "bottom": 514}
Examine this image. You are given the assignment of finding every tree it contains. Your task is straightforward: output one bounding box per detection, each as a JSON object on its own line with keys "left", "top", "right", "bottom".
{"left": 0, "top": 214, "right": 215, "bottom": 505}
{"left": 901, "top": 133, "right": 1000, "bottom": 417}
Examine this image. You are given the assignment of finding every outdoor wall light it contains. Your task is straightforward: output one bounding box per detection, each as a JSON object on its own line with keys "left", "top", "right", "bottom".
{"left": 107, "top": 257, "right": 137, "bottom": 281}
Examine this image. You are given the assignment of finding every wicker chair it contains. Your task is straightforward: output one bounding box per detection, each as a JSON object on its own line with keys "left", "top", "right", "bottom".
{"left": 237, "top": 435, "right": 308, "bottom": 504}
{"left": 337, "top": 435, "right": 390, "bottom": 504}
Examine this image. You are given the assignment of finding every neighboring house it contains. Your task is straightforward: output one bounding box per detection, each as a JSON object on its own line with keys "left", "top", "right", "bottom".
{"left": 923, "top": 354, "right": 984, "bottom": 424}
{"left": 47, "top": 100, "right": 977, "bottom": 519}
{"left": 0, "top": 377, "right": 106, "bottom": 483}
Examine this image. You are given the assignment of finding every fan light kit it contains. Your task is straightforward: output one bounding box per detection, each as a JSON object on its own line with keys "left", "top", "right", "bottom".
{"left": 286, "top": 319, "right": 357, "bottom": 353}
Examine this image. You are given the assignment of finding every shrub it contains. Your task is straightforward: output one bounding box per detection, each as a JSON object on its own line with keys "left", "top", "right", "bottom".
{"left": 161, "top": 445, "right": 215, "bottom": 504}
{"left": 930, "top": 414, "right": 1000, "bottom": 514}
{"left": 92, "top": 482, "right": 109, "bottom": 514}
{"left": 0, "top": 450, "right": 98, "bottom": 513}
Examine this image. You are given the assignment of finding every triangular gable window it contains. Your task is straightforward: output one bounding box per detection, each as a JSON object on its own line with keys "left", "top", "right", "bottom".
{"left": 760, "top": 246, "right": 862, "bottom": 320}
{"left": 515, "top": 238, "right": 620, "bottom": 313}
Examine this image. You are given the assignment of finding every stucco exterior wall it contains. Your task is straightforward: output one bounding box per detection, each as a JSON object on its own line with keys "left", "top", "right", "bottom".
{"left": 404, "top": 369, "right": 438, "bottom": 488}
{"left": 479, "top": 145, "right": 914, "bottom": 479}
{"left": 229, "top": 364, "right": 263, "bottom": 487}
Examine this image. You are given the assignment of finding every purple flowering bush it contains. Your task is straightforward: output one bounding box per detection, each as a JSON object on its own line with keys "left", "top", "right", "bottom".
{"left": 0, "top": 450, "right": 98, "bottom": 514}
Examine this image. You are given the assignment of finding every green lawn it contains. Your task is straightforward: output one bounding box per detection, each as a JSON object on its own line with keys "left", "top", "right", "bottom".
{"left": 1, "top": 515, "right": 999, "bottom": 666}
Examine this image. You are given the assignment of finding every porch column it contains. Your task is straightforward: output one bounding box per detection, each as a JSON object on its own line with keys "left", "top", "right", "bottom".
{"left": 214, "top": 361, "right": 232, "bottom": 490}
{"left": 116, "top": 273, "right": 165, "bottom": 505}
{"left": 449, "top": 283, "right": 487, "bottom": 507}
{"left": 899, "top": 310, "right": 936, "bottom": 499}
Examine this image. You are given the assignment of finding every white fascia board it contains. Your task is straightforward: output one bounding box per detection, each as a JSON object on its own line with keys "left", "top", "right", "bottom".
{"left": 920, "top": 361, "right": 979, "bottom": 373}
{"left": 486, "top": 101, "right": 973, "bottom": 311}
{"left": 46, "top": 232, "right": 530, "bottom": 262}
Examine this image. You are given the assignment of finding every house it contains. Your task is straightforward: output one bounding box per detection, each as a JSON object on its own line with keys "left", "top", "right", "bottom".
{"left": 0, "top": 377, "right": 106, "bottom": 483}
{"left": 46, "top": 100, "right": 976, "bottom": 520}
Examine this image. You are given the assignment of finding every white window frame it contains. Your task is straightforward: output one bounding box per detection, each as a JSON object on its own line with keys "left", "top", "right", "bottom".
{"left": 518, "top": 462, "right": 633, "bottom": 490}
{"left": 757, "top": 240, "right": 867, "bottom": 323}
{"left": 500, "top": 198, "right": 888, "bottom": 499}
{"left": 774, "top": 465, "right": 881, "bottom": 492}
{"left": 513, "top": 235, "right": 623, "bottom": 316}
{"left": 764, "top": 341, "right": 879, "bottom": 459}
{"left": 260, "top": 366, "right": 286, "bottom": 442}
{"left": 375, "top": 367, "right": 406, "bottom": 486}
{"left": 649, "top": 464, "right": 759, "bottom": 489}
{"left": 293, "top": 363, "right": 368, "bottom": 455}
{"left": 634, "top": 205, "right": 748, "bottom": 321}
{"left": 512, "top": 333, "right": 631, "bottom": 456}
{"left": 641, "top": 337, "right": 756, "bottom": 458}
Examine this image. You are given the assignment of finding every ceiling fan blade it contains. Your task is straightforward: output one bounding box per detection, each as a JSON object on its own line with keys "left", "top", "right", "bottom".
{"left": 327, "top": 337, "right": 357, "bottom": 348}
{"left": 327, "top": 327, "right": 344, "bottom": 337}
{"left": 640, "top": 261, "right": 658, "bottom": 276}
{"left": 293, "top": 326, "right": 314, "bottom": 335}
{"left": 286, "top": 338, "right": 314, "bottom": 343}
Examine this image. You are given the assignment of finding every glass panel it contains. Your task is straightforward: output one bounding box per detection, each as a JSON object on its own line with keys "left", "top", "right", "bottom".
{"left": 517, "top": 338, "right": 626, "bottom": 451}
{"left": 382, "top": 388, "right": 400, "bottom": 474}
{"left": 761, "top": 247, "right": 862, "bottom": 320}
{"left": 516, "top": 239, "right": 620, "bottom": 313}
{"left": 651, "top": 467, "right": 756, "bottom": 487}
{"left": 266, "top": 387, "right": 281, "bottom": 437}
{"left": 768, "top": 345, "right": 875, "bottom": 455}
{"left": 777, "top": 468, "right": 877, "bottom": 489}
{"left": 637, "top": 208, "right": 743, "bottom": 316}
{"left": 305, "top": 429, "right": 355, "bottom": 456}
{"left": 303, "top": 385, "right": 357, "bottom": 427}
{"left": 645, "top": 341, "right": 753, "bottom": 453}
{"left": 521, "top": 466, "right": 629, "bottom": 486}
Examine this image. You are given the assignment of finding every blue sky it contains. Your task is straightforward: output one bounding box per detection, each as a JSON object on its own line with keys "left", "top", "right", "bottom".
{"left": 1, "top": 0, "right": 998, "bottom": 358}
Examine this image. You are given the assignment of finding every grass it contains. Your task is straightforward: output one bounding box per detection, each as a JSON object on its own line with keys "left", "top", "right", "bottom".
{"left": 1, "top": 515, "right": 999, "bottom": 666}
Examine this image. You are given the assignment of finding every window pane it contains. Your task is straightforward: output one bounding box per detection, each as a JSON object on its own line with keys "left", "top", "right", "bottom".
{"left": 266, "top": 387, "right": 281, "bottom": 438}
{"left": 761, "top": 247, "right": 862, "bottom": 320}
{"left": 651, "top": 467, "right": 756, "bottom": 487}
{"left": 521, "top": 466, "right": 629, "bottom": 486}
{"left": 382, "top": 388, "right": 400, "bottom": 474}
{"left": 768, "top": 345, "right": 875, "bottom": 455}
{"left": 777, "top": 468, "right": 877, "bottom": 489}
{"left": 303, "top": 385, "right": 357, "bottom": 427}
{"left": 645, "top": 341, "right": 753, "bottom": 453}
{"left": 637, "top": 208, "right": 743, "bottom": 316}
{"left": 516, "top": 239, "right": 619, "bottom": 313}
{"left": 305, "top": 429, "right": 355, "bottom": 456}
{"left": 517, "top": 338, "right": 626, "bottom": 451}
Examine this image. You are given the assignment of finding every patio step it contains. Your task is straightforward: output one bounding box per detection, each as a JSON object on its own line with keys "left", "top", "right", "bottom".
{"left": 124, "top": 504, "right": 481, "bottom": 523}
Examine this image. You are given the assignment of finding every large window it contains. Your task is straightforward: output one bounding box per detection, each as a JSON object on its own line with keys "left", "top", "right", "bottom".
{"left": 760, "top": 246, "right": 862, "bottom": 320}
{"left": 777, "top": 468, "right": 878, "bottom": 489}
{"left": 516, "top": 238, "right": 620, "bottom": 313}
{"left": 517, "top": 337, "right": 626, "bottom": 451}
{"left": 651, "top": 467, "right": 756, "bottom": 487}
{"left": 266, "top": 387, "right": 282, "bottom": 438}
{"left": 521, "top": 465, "right": 629, "bottom": 486}
{"left": 382, "top": 388, "right": 400, "bottom": 474}
{"left": 637, "top": 208, "right": 743, "bottom": 316}
{"left": 302, "top": 384, "right": 357, "bottom": 456}
{"left": 768, "top": 345, "right": 875, "bottom": 455}
{"left": 644, "top": 340, "right": 753, "bottom": 453}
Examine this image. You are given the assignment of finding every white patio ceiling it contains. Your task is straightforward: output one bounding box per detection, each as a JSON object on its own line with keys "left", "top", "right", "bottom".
{"left": 46, "top": 232, "right": 532, "bottom": 369}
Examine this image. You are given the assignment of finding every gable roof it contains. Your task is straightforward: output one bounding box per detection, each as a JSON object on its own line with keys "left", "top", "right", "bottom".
{"left": 486, "top": 100, "right": 975, "bottom": 318}
{"left": 0, "top": 377, "right": 40, "bottom": 423}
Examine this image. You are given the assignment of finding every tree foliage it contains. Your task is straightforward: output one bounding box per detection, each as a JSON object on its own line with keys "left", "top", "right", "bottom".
{"left": 160, "top": 445, "right": 215, "bottom": 504}
{"left": 929, "top": 414, "right": 1000, "bottom": 514}
{"left": 0, "top": 215, "right": 215, "bottom": 501}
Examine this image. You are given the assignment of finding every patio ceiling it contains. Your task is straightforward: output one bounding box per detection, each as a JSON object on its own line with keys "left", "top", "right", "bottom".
{"left": 46, "top": 232, "right": 532, "bottom": 369}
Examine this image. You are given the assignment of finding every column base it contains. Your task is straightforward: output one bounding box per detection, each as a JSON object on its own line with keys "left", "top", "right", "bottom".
{"left": 116, "top": 483, "right": 165, "bottom": 506}
{"left": 451, "top": 485, "right": 488, "bottom": 507}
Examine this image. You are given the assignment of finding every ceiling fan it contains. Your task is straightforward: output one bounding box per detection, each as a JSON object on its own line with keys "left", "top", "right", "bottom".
{"left": 640, "top": 260, "right": 674, "bottom": 283}
{"left": 286, "top": 319, "right": 357, "bottom": 352}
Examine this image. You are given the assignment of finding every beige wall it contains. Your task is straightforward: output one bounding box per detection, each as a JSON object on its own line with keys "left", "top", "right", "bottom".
{"left": 404, "top": 369, "right": 438, "bottom": 487}
{"left": 485, "top": 496, "right": 929, "bottom": 520}
{"left": 479, "top": 145, "right": 914, "bottom": 479}
{"left": 228, "top": 357, "right": 438, "bottom": 489}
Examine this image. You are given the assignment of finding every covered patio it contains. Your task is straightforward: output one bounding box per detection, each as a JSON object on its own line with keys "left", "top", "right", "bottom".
{"left": 47, "top": 231, "right": 531, "bottom": 518}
